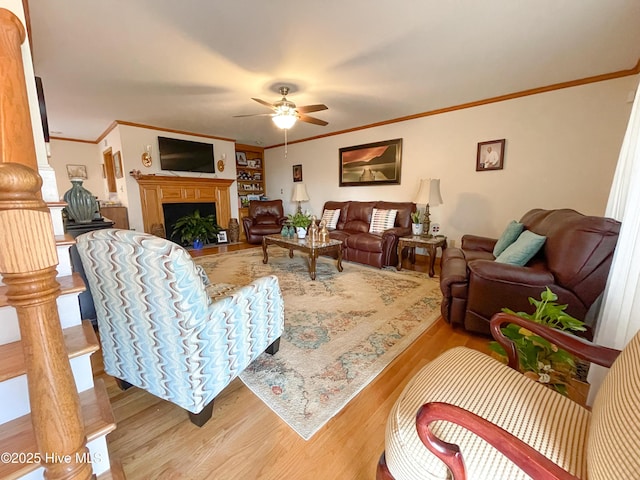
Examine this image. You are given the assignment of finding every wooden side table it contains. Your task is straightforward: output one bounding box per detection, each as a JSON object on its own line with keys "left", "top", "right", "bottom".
{"left": 397, "top": 235, "right": 447, "bottom": 277}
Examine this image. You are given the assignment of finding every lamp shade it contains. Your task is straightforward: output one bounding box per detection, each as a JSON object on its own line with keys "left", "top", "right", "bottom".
{"left": 291, "top": 183, "right": 310, "bottom": 202}
{"left": 414, "top": 178, "right": 443, "bottom": 206}
{"left": 272, "top": 111, "right": 297, "bottom": 129}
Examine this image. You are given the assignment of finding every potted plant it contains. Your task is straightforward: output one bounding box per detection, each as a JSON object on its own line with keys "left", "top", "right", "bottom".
{"left": 287, "top": 212, "right": 312, "bottom": 239}
{"left": 171, "top": 210, "right": 220, "bottom": 250}
{"left": 489, "top": 287, "right": 587, "bottom": 396}
{"left": 410, "top": 210, "right": 423, "bottom": 235}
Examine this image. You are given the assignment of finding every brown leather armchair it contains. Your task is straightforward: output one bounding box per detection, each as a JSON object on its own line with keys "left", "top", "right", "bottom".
{"left": 440, "top": 208, "right": 620, "bottom": 335}
{"left": 242, "top": 200, "right": 287, "bottom": 244}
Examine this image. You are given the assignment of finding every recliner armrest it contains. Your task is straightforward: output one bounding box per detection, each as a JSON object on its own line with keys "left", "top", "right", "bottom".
{"left": 461, "top": 234, "right": 497, "bottom": 252}
{"left": 468, "top": 259, "right": 554, "bottom": 285}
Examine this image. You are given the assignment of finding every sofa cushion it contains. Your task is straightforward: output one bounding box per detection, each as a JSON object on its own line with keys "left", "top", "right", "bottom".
{"left": 321, "top": 209, "right": 340, "bottom": 230}
{"left": 345, "top": 233, "right": 384, "bottom": 253}
{"left": 495, "top": 230, "right": 546, "bottom": 266}
{"left": 255, "top": 214, "right": 278, "bottom": 225}
{"left": 493, "top": 220, "right": 524, "bottom": 257}
{"left": 343, "top": 201, "right": 376, "bottom": 233}
{"left": 369, "top": 208, "right": 398, "bottom": 234}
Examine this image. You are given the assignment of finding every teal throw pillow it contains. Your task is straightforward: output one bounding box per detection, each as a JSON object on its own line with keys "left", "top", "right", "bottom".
{"left": 495, "top": 230, "right": 546, "bottom": 266}
{"left": 493, "top": 220, "right": 524, "bottom": 257}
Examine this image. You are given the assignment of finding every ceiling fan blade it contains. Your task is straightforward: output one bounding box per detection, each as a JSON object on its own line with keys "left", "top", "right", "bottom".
{"left": 295, "top": 104, "right": 328, "bottom": 114}
{"left": 251, "top": 97, "right": 276, "bottom": 110}
{"left": 233, "top": 113, "right": 274, "bottom": 118}
{"left": 298, "top": 114, "right": 328, "bottom": 126}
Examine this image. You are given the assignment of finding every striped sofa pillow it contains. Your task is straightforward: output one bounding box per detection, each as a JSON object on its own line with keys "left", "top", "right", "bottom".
{"left": 369, "top": 208, "right": 398, "bottom": 234}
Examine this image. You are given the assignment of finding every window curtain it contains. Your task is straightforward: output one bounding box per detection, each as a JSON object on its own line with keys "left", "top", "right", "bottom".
{"left": 588, "top": 79, "right": 640, "bottom": 402}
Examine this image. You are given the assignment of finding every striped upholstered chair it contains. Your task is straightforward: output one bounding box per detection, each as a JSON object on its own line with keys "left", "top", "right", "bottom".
{"left": 378, "top": 312, "right": 640, "bottom": 479}
{"left": 76, "top": 229, "right": 284, "bottom": 426}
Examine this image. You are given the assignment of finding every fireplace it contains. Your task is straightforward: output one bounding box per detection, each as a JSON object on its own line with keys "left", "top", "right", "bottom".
{"left": 162, "top": 202, "right": 217, "bottom": 244}
{"left": 134, "top": 175, "right": 234, "bottom": 236}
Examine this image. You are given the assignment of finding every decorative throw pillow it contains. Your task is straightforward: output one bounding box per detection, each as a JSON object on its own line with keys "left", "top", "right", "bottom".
{"left": 493, "top": 220, "right": 524, "bottom": 257}
{"left": 369, "top": 208, "right": 398, "bottom": 234}
{"left": 321, "top": 209, "right": 340, "bottom": 230}
{"left": 495, "top": 230, "right": 546, "bottom": 266}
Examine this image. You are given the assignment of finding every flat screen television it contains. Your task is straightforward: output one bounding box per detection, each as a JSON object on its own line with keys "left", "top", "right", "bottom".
{"left": 158, "top": 136, "right": 215, "bottom": 173}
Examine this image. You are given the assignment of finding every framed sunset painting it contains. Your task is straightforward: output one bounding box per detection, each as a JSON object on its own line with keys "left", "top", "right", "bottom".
{"left": 339, "top": 138, "right": 402, "bottom": 186}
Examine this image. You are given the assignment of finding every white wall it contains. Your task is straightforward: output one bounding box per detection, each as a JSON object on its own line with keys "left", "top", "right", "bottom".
{"left": 49, "top": 139, "right": 105, "bottom": 200}
{"left": 116, "top": 125, "right": 238, "bottom": 231}
{"left": 265, "top": 76, "right": 638, "bottom": 247}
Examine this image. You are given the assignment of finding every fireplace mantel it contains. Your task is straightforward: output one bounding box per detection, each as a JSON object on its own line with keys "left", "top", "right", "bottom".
{"left": 134, "top": 175, "right": 234, "bottom": 235}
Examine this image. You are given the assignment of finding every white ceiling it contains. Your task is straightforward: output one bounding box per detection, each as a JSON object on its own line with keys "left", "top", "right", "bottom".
{"left": 29, "top": 0, "right": 640, "bottom": 147}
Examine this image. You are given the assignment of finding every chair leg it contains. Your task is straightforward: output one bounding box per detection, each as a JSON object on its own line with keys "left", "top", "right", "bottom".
{"left": 265, "top": 337, "right": 281, "bottom": 355}
{"left": 188, "top": 400, "right": 214, "bottom": 427}
{"left": 376, "top": 452, "right": 396, "bottom": 480}
{"left": 115, "top": 377, "right": 134, "bottom": 391}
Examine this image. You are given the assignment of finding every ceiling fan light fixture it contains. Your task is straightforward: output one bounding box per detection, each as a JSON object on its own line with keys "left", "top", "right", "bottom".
{"left": 272, "top": 111, "right": 297, "bottom": 129}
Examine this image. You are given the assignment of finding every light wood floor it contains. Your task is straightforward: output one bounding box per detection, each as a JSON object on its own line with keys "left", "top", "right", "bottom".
{"left": 95, "top": 243, "right": 490, "bottom": 479}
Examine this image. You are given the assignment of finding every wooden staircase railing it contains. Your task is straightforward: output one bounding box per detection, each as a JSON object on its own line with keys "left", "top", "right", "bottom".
{"left": 0, "top": 8, "right": 93, "bottom": 480}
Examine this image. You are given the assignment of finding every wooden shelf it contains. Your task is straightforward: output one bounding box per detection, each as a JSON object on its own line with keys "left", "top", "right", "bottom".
{"left": 0, "top": 272, "right": 85, "bottom": 309}
{"left": 0, "top": 378, "right": 116, "bottom": 479}
{"left": 0, "top": 320, "right": 99, "bottom": 383}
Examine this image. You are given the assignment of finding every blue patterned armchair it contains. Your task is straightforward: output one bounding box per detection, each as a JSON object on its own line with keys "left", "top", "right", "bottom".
{"left": 76, "top": 229, "right": 284, "bottom": 426}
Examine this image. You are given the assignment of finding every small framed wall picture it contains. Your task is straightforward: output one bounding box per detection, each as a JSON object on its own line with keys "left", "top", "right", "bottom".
{"left": 236, "top": 152, "right": 248, "bottom": 166}
{"left": 293, "top": 164, "right": 302, "bottom": 182}
{"left": 113, "top": 151, "right": 124, "bottom": 178}
{"left": 476, "top": 139, "right": 505, "bottom": 171}
{"left": 66, "top": 164, "right": 88, "bottom": 180}
{"left": 217, "top": 231, "right": 228, "bottom": 243}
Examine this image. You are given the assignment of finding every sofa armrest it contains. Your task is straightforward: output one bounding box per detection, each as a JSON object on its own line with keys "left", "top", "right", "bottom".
{"left": 468, "top": 259, "right": 554, "bottom": 285}
{"left": 461, "top": 234, "right": 497, "bottom": 252}
{"left": 490, "top": 312, "right": 621, "bottom": 369}
{"left": 382, "top": 226, "right": 411, "bottom": 238}
{"left": 416, "top": 402, "right": 581, "bottom": 480}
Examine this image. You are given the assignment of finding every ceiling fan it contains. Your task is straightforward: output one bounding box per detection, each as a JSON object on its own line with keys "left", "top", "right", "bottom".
{"left": 234, "top": 86, "right": 328, "bottom": 129}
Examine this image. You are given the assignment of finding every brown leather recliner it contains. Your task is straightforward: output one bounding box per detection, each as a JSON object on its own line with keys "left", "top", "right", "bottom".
{"left": 242, "top": 200, "right": 287, "bottom": 244}
{"left": 439, "top": 208, "right": 621, "bottom": 335}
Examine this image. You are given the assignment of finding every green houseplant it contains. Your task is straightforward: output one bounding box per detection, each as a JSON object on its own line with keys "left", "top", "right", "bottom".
{"left": 489, "top": 287, "right": 586, "bottom": 396}
{"left": 410, "top": 210, "right": 423, "bottom": 235}
{"left": 171, "top": 210, "right": 220, "bottom": 249}
{"left": 287, "top": 212, "right": 312, "bottom": 239}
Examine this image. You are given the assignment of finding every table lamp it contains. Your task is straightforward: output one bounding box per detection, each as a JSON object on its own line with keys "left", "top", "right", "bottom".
{"left": 291, "top": 183, "right": 310, "bottom": 214}
{"left": 414, "top": 178, "right": 443, "bottom": 237}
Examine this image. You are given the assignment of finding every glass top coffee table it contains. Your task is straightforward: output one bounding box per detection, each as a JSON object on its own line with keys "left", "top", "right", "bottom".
{"left": 262, "top": 234, "right": 343, "bottom": 280}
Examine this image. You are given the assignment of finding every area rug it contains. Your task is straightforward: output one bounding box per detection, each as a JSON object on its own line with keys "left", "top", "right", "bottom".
{"left": 194, "top": 247, "right": 442, "bottom": 439}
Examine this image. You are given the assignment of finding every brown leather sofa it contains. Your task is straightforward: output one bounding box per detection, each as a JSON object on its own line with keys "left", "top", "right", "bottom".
{"left": 440, "top": 208, "right": 621, "bottom": 335}
{"left": 242, "top": 200, "right": 287, "bottom": 244}
{"left": 322, "top": 201, "right": 415, "bottom": 268}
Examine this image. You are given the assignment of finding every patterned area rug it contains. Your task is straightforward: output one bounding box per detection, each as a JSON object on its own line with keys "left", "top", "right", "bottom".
{"left": 194, "top": 247, "right": 442, "bottom": 440}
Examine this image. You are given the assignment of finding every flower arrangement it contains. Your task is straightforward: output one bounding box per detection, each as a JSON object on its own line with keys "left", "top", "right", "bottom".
{"left": 489, "top": 287, "right": 586, "bottom": 396}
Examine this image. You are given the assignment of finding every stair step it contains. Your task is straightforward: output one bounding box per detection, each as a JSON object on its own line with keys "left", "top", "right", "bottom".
{"left": 0, "top": 321, "right": 99, "bottom": 383}
{"left": 97, "top": 458, "right": 126, "bottom": 480}
{"left": 48, "top": 202, "right": 66, "bottom": 237}
{"left": 0, "top": 378, "right": 116, "bottom": 479}
{"left": 55, "top": 234, "right": 75, "bottom": 277}
{"left": 0, "top": 272, "right": 85, "bottom": 309}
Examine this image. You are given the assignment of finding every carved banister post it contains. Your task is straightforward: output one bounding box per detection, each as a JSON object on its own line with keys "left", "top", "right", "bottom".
{"left": 0, "top": 8, "right": 92, "bottom": 480}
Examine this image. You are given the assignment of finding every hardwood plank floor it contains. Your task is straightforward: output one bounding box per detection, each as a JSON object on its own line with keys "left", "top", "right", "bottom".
{"left": 96, "top": 243, "right": 491, "bottom": 479}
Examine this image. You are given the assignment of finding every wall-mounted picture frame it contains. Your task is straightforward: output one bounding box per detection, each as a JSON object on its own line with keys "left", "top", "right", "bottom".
{"left": 476, "top": 139, "right": 505, "bottom": 171}
{"left": 236, "top": 152, "right": 248, "bottom": 166}
{"left": 113, "top": 151, "right": 124, "bottom": 178}
{"left": 217, "top": 231, "right": 228, "bottom": 244}
{"left": 66, "top": 164, "right": 88, "bottom": 180}
{"left": 293, "top": 164, "right": 302, "bottom": 182}
{"left": 339, "top": 138, "right": 402, "bottom": 186}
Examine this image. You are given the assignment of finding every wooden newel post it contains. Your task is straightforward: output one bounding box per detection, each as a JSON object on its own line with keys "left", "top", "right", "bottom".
{"left": 0, "top": 9, "right": 93, "bottom": 480}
